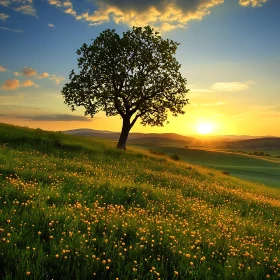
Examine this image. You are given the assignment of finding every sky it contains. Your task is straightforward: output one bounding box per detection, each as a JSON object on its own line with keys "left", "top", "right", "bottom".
{"left": 0, "top": 0, "right": 280, "bottom": 136}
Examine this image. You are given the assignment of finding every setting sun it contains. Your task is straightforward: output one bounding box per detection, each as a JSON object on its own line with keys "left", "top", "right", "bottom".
{"left": 197, "top": 123, "right": 213, "bottom": 135}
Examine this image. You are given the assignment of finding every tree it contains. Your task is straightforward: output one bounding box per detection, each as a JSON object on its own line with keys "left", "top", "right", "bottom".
{"left": 62, "top": 26, "right": 189, "bottom": 149}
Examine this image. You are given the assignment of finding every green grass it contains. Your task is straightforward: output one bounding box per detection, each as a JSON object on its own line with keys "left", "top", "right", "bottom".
{"left": 1, "top": 123, "right": 280, "bottom": 279}
{"left": 135, "top": 145, "right": 280, "bottom": 189}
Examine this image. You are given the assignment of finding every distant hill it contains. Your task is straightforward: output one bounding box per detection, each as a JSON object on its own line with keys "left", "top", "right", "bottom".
{"left": 226, "top": 137, "right": 280, "bottom": 149}
{"left": 64, "top": 129, "right": 199, "bottom": 147}
{"left": 63, "top": 128, "right": 280, "bottom": 149}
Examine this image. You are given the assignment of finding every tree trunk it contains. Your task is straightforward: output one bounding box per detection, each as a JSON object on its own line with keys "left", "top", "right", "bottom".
{"left": 117, "top": 118, "right": 131, "bottom": 150}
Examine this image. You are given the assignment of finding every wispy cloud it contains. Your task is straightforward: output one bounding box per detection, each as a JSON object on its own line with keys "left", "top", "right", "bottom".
{"left": 48, "top": 0, "right": 62, "bottom": 7}
{"left": 1, "top": 79, "right": 38, "bottom": 90}
{"left": 210, "top": 81, "right": 253, "bottom": 92}
{"left": 230, "top": 103, "right": 280, "bottom": 121}
{"left": 190, "top": 101, "right": 225, "bottom": 107}
{"left": 0, "top": 12, "right": 9, "bottom": 21}
{"left": 38, "top": 72, "right": 50, "bottom": 79}
{"left": 0, "top": 1, "right": 10, "bottom": 7}
{"left": 0, "top": 65, "right": 8, "bottom": 72}
{"left": 0, "top": 26, "right": 23, "bottom": 32}
{"left": 22, "top": 67, "right": 36, "bottom": 77}
{"left": 48, "top": 23, "right": 54, "bottom": 27}
{"left": 18, "top": 114, "right": 92, "bottom": 122}
{"left": 14, "top": 71, "right": 20, "bottom": 76}
{"left": 50, "top": 74, "right": 65, "bottom": 85}
{"left": 0, "top": 0, "right": 36, "bottom": 16}
{"left": 239, "top": 0, "right": 268, "bottom": 7}
{"left": 48, "top": 0, "right": 76, "bottom": 17}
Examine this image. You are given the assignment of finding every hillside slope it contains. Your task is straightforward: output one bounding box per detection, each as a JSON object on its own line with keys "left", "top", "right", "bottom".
{"left": 0, "top": 123, "right": 280, "bottom": 279}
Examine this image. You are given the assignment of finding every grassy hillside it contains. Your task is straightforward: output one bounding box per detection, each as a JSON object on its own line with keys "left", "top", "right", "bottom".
{"left": 134, "top": 145, "right": 280, "bottom": 189}
{"left": 1, "top": 123, "right": 280, "bottom": 279}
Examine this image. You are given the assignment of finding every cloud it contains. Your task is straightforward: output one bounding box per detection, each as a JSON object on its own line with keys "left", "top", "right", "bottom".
{"left": 22, "top": 67, "right": 36, "bottom": 77}
{"left": 48, "top": 0, "right": 76, "bottom": 17}
{"left": 210, "top": 81, "right": 253, "bottom": 92}
{"left": 239, "top": 0, "right": 268, "bottom": 7}
{"left": 0, "top": 26, "right": 23, "bottom": 32}
{"left": 0, "top": 1, "right": 10, "bottom": 7}
{"left": 22, "top": 79, "right": 38, "bottom": 88}
{"left": 1, "top": 79, "right": 21, "bottom": 90}
{"left": 63, "top": 1, "right": 72, "bottom": 7}
{"left": 38, "top": 72, "right": 50, "bottom": 79}
{"left": 190, "top": 88, "right": 213, "bottom": 93}
{"left": 47, "top": 0, "right": 270, "bottom": 31}
{"left": 0, "top": 12, "right": 9, "bottom": 21}
{"left": 50, "top": 74, "right": 65, "bottom": 85}
{"left": 48, "top": 0, "right": 226, "bottom": 31}
{"left": 0, "top": 0, "right": 36, "bottom": 16}
{"left": 14, "top": 71, "right": 20, "bottom": 76}
{"left": 18, "top": 114, "right": 92, "bottom": 122}
{"left": 48, "top": 23, "right": 55, "bottom": 27}
{"left": 1, "top": 79, "right": 38, "bottom": 90}
{"left": 0, "top": 65, "right": 8, "bottom": 72}
{"left": 48, "top": 0, "right": 62, "bottom": 7}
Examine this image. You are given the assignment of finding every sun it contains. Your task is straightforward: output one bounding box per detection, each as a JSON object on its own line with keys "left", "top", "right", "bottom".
{"left": 197, "top": 123, "right": 213, "bottom": 135}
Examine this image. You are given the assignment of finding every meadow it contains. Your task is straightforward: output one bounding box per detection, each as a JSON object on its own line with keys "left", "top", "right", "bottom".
{"left": 1, "top": 123, "right": 280, "bottom": 279}
{"left": 134, "top": 145, "right": 280, "bottom": 189}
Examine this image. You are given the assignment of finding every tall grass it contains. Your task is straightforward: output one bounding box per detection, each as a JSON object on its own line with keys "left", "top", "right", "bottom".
{"left": 0, "top": 123, "right": 280, "bottom": 279}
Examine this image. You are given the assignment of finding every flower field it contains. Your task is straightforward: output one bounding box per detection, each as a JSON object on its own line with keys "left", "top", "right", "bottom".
{"left": 0, "top": 123, "right": 280, "bottom": 279}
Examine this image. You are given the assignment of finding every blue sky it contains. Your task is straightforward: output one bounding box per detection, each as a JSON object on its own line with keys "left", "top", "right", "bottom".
{"left": 0, "top": 0, "right": 279, "bottom": 136}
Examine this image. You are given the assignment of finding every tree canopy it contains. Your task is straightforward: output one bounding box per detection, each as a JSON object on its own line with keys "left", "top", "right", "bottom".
{"left": 62, "top": 26, "right": 189, "bottom": 149}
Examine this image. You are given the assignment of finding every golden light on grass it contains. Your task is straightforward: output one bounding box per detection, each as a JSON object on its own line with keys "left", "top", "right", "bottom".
{"left": 196, "top": 122, "right": 213, "bottom": 134}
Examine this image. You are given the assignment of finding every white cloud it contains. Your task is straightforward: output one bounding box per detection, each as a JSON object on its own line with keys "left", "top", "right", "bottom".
{"left": 239, "top": 0, "right": 268, "bottom": 7}
{"left": 22, "top": 67, "right": 36, "bottom": 77}
{"left": 0, "top": 26, "right": 23, "bottom": 32}
{"left": 0, "top": 12, "right": 9, "bottom": 21}
{"left": 48, "top": 23, "right": 55, "bottom": 27}
{"left": 0, "top": 0, "right": 36, "bottom": 16}
{"left": 50, "top": 74, "right": 65, "bottom": 85}
{"left": 0, "top": 65, "right": 8, "bottom": 72}
{"left": 38, "top": 72, "right": 50, "bottom": 79}
{"left": 210, "top": 81, "right": 253, "bottom": 92}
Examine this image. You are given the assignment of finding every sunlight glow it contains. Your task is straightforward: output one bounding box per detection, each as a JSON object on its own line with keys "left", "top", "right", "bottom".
{"left": 197, "top": 123, "right": 213, "bottom": 134}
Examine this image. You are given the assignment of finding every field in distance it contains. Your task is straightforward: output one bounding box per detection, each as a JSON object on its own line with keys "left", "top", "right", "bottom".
{"left": 1, "top": 123, "right": 280, "bottom": 279}
{"left": 134, "top": 145, "right": 280, "bottom": 189}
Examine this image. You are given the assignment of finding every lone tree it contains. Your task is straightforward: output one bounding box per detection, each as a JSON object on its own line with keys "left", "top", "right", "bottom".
{"left": 62, "top": 26, "right": 189, "bottom": 149}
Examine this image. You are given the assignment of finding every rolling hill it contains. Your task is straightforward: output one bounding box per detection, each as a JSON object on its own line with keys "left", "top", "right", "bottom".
{"left": 64, "top": 128, "right": 280, "bottom": 149}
